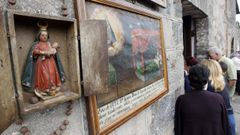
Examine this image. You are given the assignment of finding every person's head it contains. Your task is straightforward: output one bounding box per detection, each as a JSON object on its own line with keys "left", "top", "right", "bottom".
{"left": 39, "top": 30, "right": 48, "bottom": 42}
{"left": 219, "top": 61, "right": 228, "bottom": 73}
{"left": 201, "top": 59, "right": 225, "bottom": 91}
{"left": 188, "top": 64, "right": 210, "bottom": 90}
{"left": 184, "top": 56, "right": 199, "bottom": 72}
{"left": 208, "top": 47, "right": 222, "bottom": 61}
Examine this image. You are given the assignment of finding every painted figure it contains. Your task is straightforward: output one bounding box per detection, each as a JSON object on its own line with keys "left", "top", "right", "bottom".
{"left": 131, "top": 28, "right": 162, "bottom": 81}
{"left": 22, "top": 21, "right": 65, "bottom": 100}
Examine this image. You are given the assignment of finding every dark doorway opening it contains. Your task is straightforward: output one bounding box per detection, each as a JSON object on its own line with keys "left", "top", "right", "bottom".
{"left": 182, "top": 0, "right": 207, "bottom": 59}
{"left": 183, "top": 15, "right": 195, "bottom": 58}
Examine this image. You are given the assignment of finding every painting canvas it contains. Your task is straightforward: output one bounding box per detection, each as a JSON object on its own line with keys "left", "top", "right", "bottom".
{"left": 87, "top": 2, "right": 165, "bottom": 106}
{"left": 86, "top": 1, "right": 168, "bottom": 132}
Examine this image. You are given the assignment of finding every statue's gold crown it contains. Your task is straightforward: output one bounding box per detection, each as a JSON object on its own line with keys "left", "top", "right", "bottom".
{"left": 37, "top": 20, "right": 48, "bottom": 31}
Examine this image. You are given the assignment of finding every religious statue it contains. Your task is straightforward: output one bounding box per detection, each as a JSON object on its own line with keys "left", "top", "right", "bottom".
{"left": 22, "top": 21, "right": 65, "bottom": 100}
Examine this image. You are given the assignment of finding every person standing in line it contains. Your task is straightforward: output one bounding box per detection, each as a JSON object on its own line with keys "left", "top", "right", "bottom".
{"left": 208, "top": 47, "right": 237, "bottom": 97}
{"left": 174, "top": 64, "right": 230, "bottom": 135}
{"left": 201, "top": 59, "right": 236, "bottom": 135}
{"left": 184, "top": 56, "right": 199, "bottom": 93}
{"left": 231, "top": 51, "right": 240, "bottom": 95}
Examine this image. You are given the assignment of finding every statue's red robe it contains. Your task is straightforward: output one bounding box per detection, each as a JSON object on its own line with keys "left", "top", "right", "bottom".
{"left": 33, "top": 42, "right": 61, "bottom": 91}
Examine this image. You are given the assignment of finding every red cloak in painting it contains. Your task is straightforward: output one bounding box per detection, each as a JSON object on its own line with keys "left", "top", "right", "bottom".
{"left": 33, "top": 42, "right": 61, "bottom": 91}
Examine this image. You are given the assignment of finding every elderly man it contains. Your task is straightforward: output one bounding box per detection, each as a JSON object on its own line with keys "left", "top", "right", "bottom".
{"left": 208, "top": 47, "right": 237, "bottom": 97}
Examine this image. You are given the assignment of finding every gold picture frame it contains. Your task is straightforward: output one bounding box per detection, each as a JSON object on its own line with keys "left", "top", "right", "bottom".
{"left": 85, "top": 0, "right": 169, "bottom": 134}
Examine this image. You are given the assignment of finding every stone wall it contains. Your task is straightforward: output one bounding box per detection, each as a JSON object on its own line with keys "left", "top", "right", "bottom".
{"left": 1, "top": 0, "right": 239, "bottom": 135}
{"left": 225, "top": 0, "right": 240, "bottom": 56}
{"left": 190, "top": 0, "right": 240, "bottom": 57}
{"left": 235, "top": 24, "right": 240, "bottom": 51}
{"left": 195, "top": 18, "right": 209, "bottom": 59}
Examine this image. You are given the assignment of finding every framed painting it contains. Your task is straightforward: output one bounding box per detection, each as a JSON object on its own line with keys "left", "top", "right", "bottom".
{"left": 7, "top": 10, "right": 81, "bottom": 115}
{"left": 83, "top": 0, "right": 168, "bottom": 134}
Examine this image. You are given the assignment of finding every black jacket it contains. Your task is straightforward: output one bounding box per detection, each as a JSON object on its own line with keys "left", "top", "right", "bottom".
{"left": 174, "top": 90, "right": 231, "bottom": 135}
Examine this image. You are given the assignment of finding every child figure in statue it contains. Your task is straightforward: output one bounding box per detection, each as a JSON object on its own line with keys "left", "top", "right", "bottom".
{"left": 49, "top": 42, "right": 59, "bottom": 54}
{"left": 41, "top": 42, "right": 59, "bottom": 61}
{"left": 22, "top": 21, "right": 65, "bottom": 100}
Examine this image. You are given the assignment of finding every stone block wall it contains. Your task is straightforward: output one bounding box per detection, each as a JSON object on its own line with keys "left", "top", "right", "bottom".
{"left": 1, "top": 0, "right": 238, "bottom": 134}
{"left": 190, "top": 0, "right": 240, "bottom": 57}
{"left": 195, "top": 18, "right": 209, "bottom": 59}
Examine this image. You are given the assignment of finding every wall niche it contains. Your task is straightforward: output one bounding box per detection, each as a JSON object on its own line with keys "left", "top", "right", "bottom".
{"left": 7, "top": 10, "right": 81, "bottom": 115}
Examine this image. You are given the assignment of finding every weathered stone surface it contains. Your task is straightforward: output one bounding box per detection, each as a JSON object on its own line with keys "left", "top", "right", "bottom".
{"left": 150, "top": 93, "right": 177, "bottom": 135}
{"left": 173, "top": 2, "right": 183, "bottom": 18}
{"left": 162, "top": 18, "right": 173, "bottom": 50}
{"left": 195, "top": 18, "right": 209, "bottom": 59}
{"left": 0, "top": 0, "right": 7, "bottom": 9}
{"left": 188, "top": 0, "right": 209, "bottom": 14}
{"left": 15, "top": 0, "right": 75, "bottom": 18}
{"left": 166, "top": 50, "right": 184, "bottom": 91}
{"left": 110, "top": 107, "right": 152, "bottom": 135}
{"left": 1, "top": 0, "right": 240, "bottom": 135}
{"left": 2, "top": 100, "right": 88, "bottom": 135}
{"left": 187, "top": 0, "right": 240, "bottom": 57}
{"left": 163, "top": 18, "right": 183, "bottom": 51}
{"left": 172, "top": 21, "right": 183, "bottom": 48}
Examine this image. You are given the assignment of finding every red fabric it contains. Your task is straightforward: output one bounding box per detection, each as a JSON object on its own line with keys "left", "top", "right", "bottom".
{"left": 33, "top": 42, "right": 61, "bottom": 91}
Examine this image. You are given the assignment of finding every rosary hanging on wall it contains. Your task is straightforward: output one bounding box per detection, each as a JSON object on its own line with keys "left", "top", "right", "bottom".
{"left": 17, "top": 100, "right": 74, "bottom": 135}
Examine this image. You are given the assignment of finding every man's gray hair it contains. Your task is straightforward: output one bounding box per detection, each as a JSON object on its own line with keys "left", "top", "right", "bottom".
{"left": 208, "top": 46, "right": 223, "bottom": 56}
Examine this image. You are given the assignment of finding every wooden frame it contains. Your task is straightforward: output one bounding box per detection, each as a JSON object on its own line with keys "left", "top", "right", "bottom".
{"left": 0, "top": 9, "right": 18, "bottom": 133}
{"left": 85, "top": 0, "right": 168, "bottom": 134}
{"left": 7, "top": 10, "right": 81, "bottom": 115}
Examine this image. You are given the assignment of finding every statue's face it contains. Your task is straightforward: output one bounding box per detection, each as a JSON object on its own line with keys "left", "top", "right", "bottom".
{"left": 39, "top": 31, "right": 48, "bottom": 42}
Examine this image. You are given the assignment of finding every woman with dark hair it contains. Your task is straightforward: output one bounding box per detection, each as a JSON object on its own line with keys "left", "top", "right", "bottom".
{"left": 184, "top": 57, "right": 198, "bottom": 93}
{"left": 174, "top": 64, "right": 231, "bottom": 135}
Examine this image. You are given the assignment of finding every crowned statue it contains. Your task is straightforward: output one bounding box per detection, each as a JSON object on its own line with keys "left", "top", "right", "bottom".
{"left": 22, "top": 20, "right": 65, "bottom": 100}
